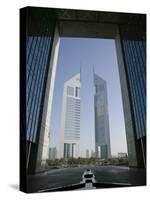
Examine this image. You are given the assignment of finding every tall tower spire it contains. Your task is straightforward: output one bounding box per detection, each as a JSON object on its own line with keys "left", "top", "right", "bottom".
{"left": 93, "top": 65, "right": 95, "bottom": 87}
{"left": 80, "top": 61, "right": 82, "bottom": 82}
{"left": 93, "top": 65, "right": 95, "bottom": 75}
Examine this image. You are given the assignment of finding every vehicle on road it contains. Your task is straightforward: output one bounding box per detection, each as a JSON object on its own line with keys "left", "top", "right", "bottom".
{"left": 80, "top": 169, "right": 96, "bottom": 188}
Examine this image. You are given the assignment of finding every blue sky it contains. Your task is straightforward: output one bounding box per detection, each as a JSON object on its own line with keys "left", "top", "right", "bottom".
{"left": 50, "top": 37, "right": 127, "bottom": 157}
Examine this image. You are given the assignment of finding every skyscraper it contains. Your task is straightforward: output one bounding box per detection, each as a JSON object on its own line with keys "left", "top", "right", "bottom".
{"left": 86, "top": 149, "right": 90, "bottom": 158}
{"left": 94, "top": 73, "right": 111, "bottom": 159}
{"left": 60, "top": 73, "right": 81, "bottom": 159}
{"left": 91, "top": 150, "right": 95, "bottom": 158}
{"left": 49, "top": 147, "right": 57, "bottom": 160}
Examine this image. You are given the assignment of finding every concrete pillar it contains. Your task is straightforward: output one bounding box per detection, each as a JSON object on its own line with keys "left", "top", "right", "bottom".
{"left": 36, "top": 25, "right": 60, "bottom": 172}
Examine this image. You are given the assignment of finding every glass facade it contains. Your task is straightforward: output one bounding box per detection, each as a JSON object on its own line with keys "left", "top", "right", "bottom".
{"left": 26, "top": 36, "right": 51, "bottom": 143}
{"left": 94, "top": 74, "right": 111, "bottom": 159}
{"left": 122, "top": 40, "right": 146, "bottom": 139}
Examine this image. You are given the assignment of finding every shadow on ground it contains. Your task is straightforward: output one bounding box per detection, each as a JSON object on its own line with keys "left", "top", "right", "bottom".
{"left": 9, "top": 184, "right": 19, "bottom": 191}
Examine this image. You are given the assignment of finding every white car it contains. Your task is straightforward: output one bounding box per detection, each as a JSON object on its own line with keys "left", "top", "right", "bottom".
{"left": 81, "top": 169, "right": 96, "bottom": 185}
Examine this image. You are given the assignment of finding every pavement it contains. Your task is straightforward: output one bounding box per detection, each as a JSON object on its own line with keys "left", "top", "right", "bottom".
{"left": 27, "top": 165, "right": 146, "bottom": 193}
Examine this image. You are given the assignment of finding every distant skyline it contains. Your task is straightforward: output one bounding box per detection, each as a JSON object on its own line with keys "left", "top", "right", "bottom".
{"left": 50, "top": 37, "right": 127, "bottom": 157}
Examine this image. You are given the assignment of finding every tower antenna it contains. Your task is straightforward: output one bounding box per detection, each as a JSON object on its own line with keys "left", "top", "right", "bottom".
{"left": 93, "top": 64, "right": 95, "bottom": 86}
{"left": 80, "top": 61, "right": 82, "bottom": 82}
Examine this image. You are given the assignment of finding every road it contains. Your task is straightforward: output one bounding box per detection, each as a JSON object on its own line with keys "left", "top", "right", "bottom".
{"left": 27, "top": 165, "right": 146, "bottom": 193}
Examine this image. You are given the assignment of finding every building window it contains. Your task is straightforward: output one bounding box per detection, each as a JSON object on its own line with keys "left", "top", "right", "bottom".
{"left": 75, "top": 87, "right": 80, "bottom": 97}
